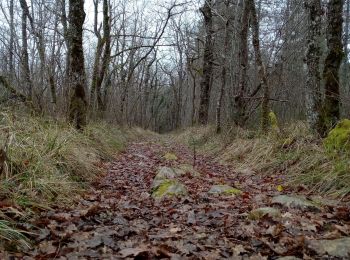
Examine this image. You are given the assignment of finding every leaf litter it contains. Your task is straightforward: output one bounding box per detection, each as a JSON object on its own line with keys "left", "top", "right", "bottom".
{"left": 3, "top": 140, "right": 350, "bottom": 259}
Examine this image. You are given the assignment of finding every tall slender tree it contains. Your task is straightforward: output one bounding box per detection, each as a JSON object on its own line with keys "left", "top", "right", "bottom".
{"left": 234, "top": 0, "right": 250, "bottom": 126}
{"left": 8, "top": 0, "right": 14, "bottom": 80}
{"left": 68, "top": 0, "right": 87, "bottom": 130}
{"left": 321, "top": 0, "right": 344, "bottom": 135}
{"left": 249, "top": 0, "right": 269, "bottom": 132}
{"left": 20, "top": 3, "right": 33, "bottom": 101}
{"left": 304, "top": 0, "right": 322, "bottom": 133}
{"left": 198, "top": 0, "right": 213, "bottom": 125}
{"left": 216, "top": 0, "right": 231, "bottom": 133}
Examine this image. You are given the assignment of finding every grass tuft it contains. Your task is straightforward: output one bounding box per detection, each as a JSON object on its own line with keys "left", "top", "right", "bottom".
{"left": 174, "top": 121, "right": 350, "bottom": 197}
{"left": 0, "top": 220, "right": 30, "bottom": 249}
{"left": 0, "top": 110, "right": 152, "bottom": 248}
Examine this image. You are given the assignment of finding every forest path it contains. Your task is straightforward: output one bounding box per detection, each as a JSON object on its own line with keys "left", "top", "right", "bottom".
{"left": 18, "top": 139, "right": 350, "bottom": 259}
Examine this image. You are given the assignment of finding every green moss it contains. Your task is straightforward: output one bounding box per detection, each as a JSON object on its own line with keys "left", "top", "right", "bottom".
{"left": 324, "top": 119, "right": 350, "bottom": 152}
{"left": 268, "top": 111, "right": 279, "bottom": 131}
{"left": 209, "top": 184, "right": 242, "bottom": 195}
{"left": 151, "top": 179, "right": 186, "bottom": 198}
{"left": 222, "top": 187, "right": 242, "bottom": 195}
{"left": 163, "top": 152, "right": 178, "bottom": 161}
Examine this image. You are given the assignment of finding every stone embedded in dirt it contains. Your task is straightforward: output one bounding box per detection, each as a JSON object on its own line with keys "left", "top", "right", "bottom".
{"left": 271, "top": 195, "right": 321, "bottom": 211}
{"left": 155, "top": 167, "right": 181, "bottom": 180}
{"left": 306, "top": 237, "right": 350, "bottom": 258}
{"left": 151, "top": 179, "right": 187, "bottom": 199}
{"left": 249, "top": 207, "right": 281, "bottom": 220}
{"left": 177, "top": 164, "right": 201, "bottom": 177}
{"left": 155, "top": 165, "right": 200, "bottom": 182}
{"left": 208, "top": 184, "right": 242, "bottom": 196}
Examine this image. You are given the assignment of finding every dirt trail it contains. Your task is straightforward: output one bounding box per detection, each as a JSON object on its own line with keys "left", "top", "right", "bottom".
{"left": 8, "top": 140, "right": 350, "bottom": 259}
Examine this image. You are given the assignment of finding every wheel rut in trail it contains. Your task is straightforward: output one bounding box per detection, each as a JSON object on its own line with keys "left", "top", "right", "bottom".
{"left": 13, "top": 141, "right": 350, "bottom": 259}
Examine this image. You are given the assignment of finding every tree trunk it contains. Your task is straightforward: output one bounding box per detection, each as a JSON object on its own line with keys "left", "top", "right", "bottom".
{"left": 90, "top": 39, "right": 104, "bottom": 109}
{"left": 97, "top": 0, "right": 111, "bottom": 111}
{"left": 216, "top": 1, "right": 230, "bottom": 133}
{"left": 9, "top": 0, "right": 14, "bottom": 80}
{"left": 19, "top": 0, "right": 47, "bottom": 95}
{"left": 249, "top": 0, "right": 269, "bottom": 132}
{"left": 304, "top": 0, "right": 322, "bottom": 133}
{"left": 198, "top": 0, "right": 213, "bottom": 125}
{"left": 343, "top": 0, "right": 350, "bottom": 93}
{"left": 321, "top": 0, "right": 344, "bottom": 135}
{"left": 234, "top": 0, "right": 250, "bottom": 127}
{"left": 90, "top": 0, "right": 111, "bottom": 112}
{"left": 21, "top": 8, "right": 33, "bottom": 101}
{"left": 68, "top": 0, "right": 87, "bottom": 130}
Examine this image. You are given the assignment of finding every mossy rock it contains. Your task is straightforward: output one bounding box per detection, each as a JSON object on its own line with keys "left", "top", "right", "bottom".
{"left": 208, "top": 185, "right": 242, "bottom": 196}
{"left": 324, "top": 119, "right": 350, "bottom": 152}
{"left": 163, "top": 153, "right": 178, "bottom": 161}
{"left": 249, "top": 207, "right": 281, "bottom": 220}
{"left": 151, "top": 179, "right": 187, "bottom": 199}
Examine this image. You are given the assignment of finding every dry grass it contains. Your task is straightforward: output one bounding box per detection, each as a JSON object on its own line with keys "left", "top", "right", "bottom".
{"left": 0, "top": 110, "right": 153, "bottom": 249}
{"left": 0, "top": 112, "right": 151, "bottom": 207}
{"left": 175, "top": 122, "right": 350, "bottom": 197}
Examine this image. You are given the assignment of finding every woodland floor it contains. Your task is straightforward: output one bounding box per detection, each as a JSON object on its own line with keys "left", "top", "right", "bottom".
{"left": 7, "top": 138, "right": 350, "bottom": 259}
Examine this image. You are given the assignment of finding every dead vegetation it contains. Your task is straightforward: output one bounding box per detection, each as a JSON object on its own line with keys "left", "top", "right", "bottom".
{"left": 174, "top": 122, "right": 350, "bottom": 198}
{"left": 0, "top": 110, "right": 153, "bottom": 248}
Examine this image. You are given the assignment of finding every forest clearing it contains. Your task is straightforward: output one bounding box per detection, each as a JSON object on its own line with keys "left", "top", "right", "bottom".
{"left": 0, "top": 0, "right": 350, "bottom": 258}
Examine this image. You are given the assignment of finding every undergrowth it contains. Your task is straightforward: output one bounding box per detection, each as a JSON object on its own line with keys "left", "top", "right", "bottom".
{"left": 175, "top": 122, "right": 350, "bottom": 198}
{"left": 0, "top": 110, "right": 152, "bottom": 249}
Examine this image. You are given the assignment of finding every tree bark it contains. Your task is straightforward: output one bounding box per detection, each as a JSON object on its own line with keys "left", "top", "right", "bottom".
{"left": 321, "top": 0, "right": 344, "bottom": 134}
{"left": 198, "top": 0, "right": 213, "bottom": 125}
{"left": 90, "top": 0, "right": 110, "bottom": 112}
{"left": 68, "top": 0, "right": 87, "bottom": 130}
{"left": 97, "top": 0, "right": 111, "bottom": 111}
{"left": 250, "top": 0, "right": 269, "bottom": 132}
{"left": 234, "top": 0, "right": 250, "bottom": 127}
{"left": 216, "top": 1, "right": 230, "bottom": 133}
{"left": 9, "top": 0, "right": 14, "bottom": 80}
{"left": 343, "top": 0, "right": 350, "bottom": 93}
{"left": 20, "top": 8, "right": 33, "bottom": 101}
{"left": 305, "top": 0, "right": 322, "bottom": 133}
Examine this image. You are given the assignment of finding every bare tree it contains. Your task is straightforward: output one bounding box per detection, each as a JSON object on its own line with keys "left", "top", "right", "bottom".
{"left": 90, "top": 0, "right": 111, "bottom": 112}
{"left": 8, "top": 0, "right": 14, "bottom": 80}
{"left": 216, "top": 0, "right": 231, "bottom": 133}
{"left": 234, "top": 0, "right": 250, "bottom": 126}
{"left": 321, "top": 0, "right": 344, "bottom": 134}
{"left": 249, "top": 0, "right": 269, "bottom": 132}
{"left": 304, "top": 0, "right": 322, "bottom": 133}
{"left": 20, "top": 2, "right": 33, "bottom": 101}
{"left": 198, "top": 0, "right": 214, "bottom": 125}
{"left": 68, "top": 0, "right": 87, "bottom": 130}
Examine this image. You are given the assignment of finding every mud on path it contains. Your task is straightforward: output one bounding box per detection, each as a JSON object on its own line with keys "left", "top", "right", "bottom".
{"left": 8, "top": 140, "right": 350, "bottom": 259}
